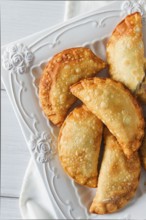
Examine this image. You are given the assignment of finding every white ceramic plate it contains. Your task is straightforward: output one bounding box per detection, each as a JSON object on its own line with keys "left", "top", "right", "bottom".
{"left": 2, "top": 1, "right": 146, "bottom": 219}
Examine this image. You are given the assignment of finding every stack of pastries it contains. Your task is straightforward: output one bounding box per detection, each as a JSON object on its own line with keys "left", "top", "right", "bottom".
{"left": 39, "top": 12, "right": 146, "bottom": 214}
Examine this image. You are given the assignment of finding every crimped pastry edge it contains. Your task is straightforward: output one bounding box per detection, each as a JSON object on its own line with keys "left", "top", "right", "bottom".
{"left": 39, "top": 48, "right": 106, "bottom": 126}
{"left": 57, "top": 105, "right": 102, "bottom": 188}
{"left": 70, "top": 77, "right": 145, "bottom": 157}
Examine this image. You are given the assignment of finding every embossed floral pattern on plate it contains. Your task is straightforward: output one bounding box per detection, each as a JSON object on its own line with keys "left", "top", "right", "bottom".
{"left": 2, "top": 43, "right": 34, "bottom": 74}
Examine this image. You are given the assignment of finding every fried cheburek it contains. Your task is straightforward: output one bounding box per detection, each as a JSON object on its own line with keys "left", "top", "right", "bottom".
{"left": 58, "top": 105, "right": 103, "bottom": 187}
{"left": 90, "top": 128, "right": 141, "bottom": 214}
{"left": 39, "top": 48, "right": 106, "bottom": 126}
{"left": 107, "top": 12, "right": 145, "bottom": 101}
{"left": 70, "top": 78, "right": 144, "bottom": 157}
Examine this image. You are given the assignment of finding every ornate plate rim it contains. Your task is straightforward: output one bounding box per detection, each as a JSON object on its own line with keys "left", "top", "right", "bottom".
{"left": 1, "top": 1, "right": 146, "bottom": 219}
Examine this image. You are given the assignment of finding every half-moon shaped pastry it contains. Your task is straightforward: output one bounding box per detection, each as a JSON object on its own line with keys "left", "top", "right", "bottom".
{"left": 58, "top": 105, "right": 103, "bottom": 187}
{"left": 90, "top": 128, "right": 141, "bottom": 214}
{"left": 39, "top": 47, "right": 106, "bottom": 126}
{"left": 139, "top": 125, "right": 146, "bottom": 170}
{"left": 70, "top": 78, "right": 144, "bottom": 157}
{"left": 107, "top": 12, "right": 145, "bottom": 94}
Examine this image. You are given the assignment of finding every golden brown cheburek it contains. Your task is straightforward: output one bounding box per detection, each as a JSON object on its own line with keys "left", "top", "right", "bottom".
{"left": 139, "top": 123, "right": 146, "bottom": 170}
{"left": 70, "top": 78, "right": 144, "bottom": 157}
{"left": 90, "top": 128, "right": 141, "bottom": 214}
{"left": 58, "top": 105, "right": 103, "bottom": 187}
{"left": 39, "top": 47, "right": 106, "bottom": 126}
{"left": 107, "top": 12, "right": 145, "bottom": 101}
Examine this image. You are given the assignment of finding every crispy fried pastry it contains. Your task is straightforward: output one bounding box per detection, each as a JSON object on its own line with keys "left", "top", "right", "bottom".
{"left": 107, "top": 13, "right": 145, "bottom": 95}
{"left": 58, "top": 105, "right": 103, "bottom": 187}
{"left": 39, "top": 47, "right": 106, "bottom": 126}
{"left": 90, "top": 128, "right": 141, "bottom": 214}
{"left": 70, "top": 78, "right": 144, "bottom": 157}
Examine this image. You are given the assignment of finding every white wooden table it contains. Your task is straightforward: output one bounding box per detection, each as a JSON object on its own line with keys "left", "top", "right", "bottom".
{"left": 1, "top": 1, "right": 65, "bottom": 219}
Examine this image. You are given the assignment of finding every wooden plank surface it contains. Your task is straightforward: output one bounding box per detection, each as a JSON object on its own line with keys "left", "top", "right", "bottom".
{"left": 1, "top": 1, "right": 65, "bottom": 45}
{"left": 1, "top": 91, "right": 30, "bottom": 197}
{"left": 1, "top": 0, "right": 65, "bottom": 89}
{"left": 0, "top": 197, "right": 21, "bottom": 219}
{"left": 1, "top": 1, "right": 65, "bottom": 219}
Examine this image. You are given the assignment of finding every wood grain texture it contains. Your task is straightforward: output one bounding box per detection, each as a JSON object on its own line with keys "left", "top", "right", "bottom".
{"left": 1, "top": 0, "right": 65, "bottom": 90}
{"left": 1, "top": 1, "right": 65, "bottom": 45}
{"left": 0, "top": 197, "right": 21, "bottom": 219}
{"left": 1, "top": 1, "right": 65, "bottom": 219}
{"left": 1, "top": 91, "right": 30, "bottom": 197}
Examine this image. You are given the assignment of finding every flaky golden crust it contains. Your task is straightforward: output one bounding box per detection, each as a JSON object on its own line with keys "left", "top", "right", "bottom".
{"left": 90, "top": 128, "right": 141, "bottom": 214}
{"left": 58, "top": 105, "right": 103, "bottom": 187}
{"left": 139, "top": 122, "right": 146, "bottom": 170}
{"left": 107, "top": 12, "right": 145, "bottom": 93}
{"left": 70, "top": 78, "right": 145, "bottom": 157}
{"left": 39, "top": 47, "right": 106, "bottom": 126}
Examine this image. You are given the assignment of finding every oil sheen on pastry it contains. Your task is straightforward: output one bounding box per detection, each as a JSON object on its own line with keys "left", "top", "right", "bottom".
{"left": 70, "top": 78, "right": 144, "bottom": 157}
{"left": 107, "top": 12, "right": 145, "bottom": 94}
{"left": 39, "top": 47, "right": 106, "bottom": 126}
{"left": 58, "top": 105, "right": 103, "bottom": 187}
{"left": 90, "top": 128, "right": 141, "bottom": 214}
